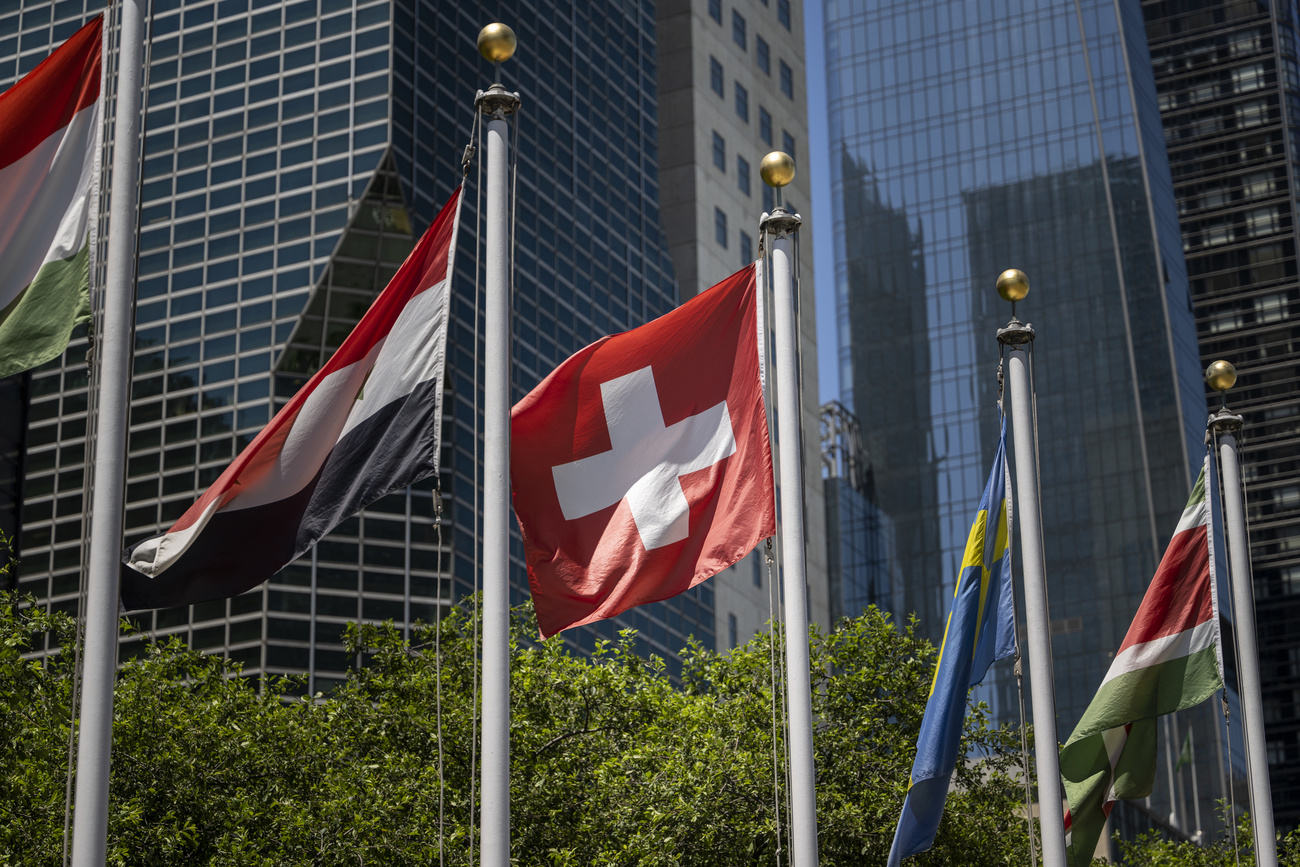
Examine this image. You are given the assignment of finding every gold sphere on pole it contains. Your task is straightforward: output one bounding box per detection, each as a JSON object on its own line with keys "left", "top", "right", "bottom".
{"left": 1206, "top": 360, "right": 1237, "bottom": 392}
{"left": 996, "top": 269, "right": 1029, "bottom": 303}
{"left": 761, "top": 151, "right": 796, "bottom": 188}
{"left": 477, "top": 23, "right": 517, "bottom": 63}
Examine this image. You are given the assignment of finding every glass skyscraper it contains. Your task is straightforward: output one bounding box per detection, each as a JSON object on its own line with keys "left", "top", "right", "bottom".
{"left": 1144, "top": 0, "right": 1300, "bottom": 829}
{"left": 3, "top": 0, "right": 714, "bottom": 690}
{"left": 824, "top": 0, "right": 1222, "bottom": 843}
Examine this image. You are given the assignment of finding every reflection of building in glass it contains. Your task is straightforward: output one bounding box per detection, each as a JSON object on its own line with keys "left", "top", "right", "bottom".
{"left": 1144, "top": 0, "right": 1300, "bottom": 829}
{"left": 4, "top": 0, "right": 709, "bottom": 686}
{"left": 820, "top": 400, "right": 895, "bottom": 621}
{"left": 824, "top": 0, "right": 1221, "bottom": 846}
{"left": 836, "top": 153, "right": 940, "bottom": 631}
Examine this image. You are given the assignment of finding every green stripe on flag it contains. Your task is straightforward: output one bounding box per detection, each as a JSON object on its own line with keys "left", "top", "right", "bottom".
{"left": 0, "top": 238, "right": 90, "bottom": 378}
{"left": 1062, "top": 717, "right": 1158, "bottom": 866}
{"left": 1067, "top": 643, "right": 1222, "bottom": 745}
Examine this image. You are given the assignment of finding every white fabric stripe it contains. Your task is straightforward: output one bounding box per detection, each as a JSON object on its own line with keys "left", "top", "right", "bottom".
{"left": 126, "top": 496, "right": 223, "bottom": 576}
{"left": 1206, "top": 454, "right": 1226, "bottom": 683}
{"left": 1101, "top": 725, "right": 1129, "bottom": 802}
{"left": 339, "top": 277, "right": 449, "bottom": 438}
{"left": 1171, "top": 496, "right": 1207, "bottom": 538}
{"left": 0, "top": 101, "right": 98, "bottom": 309}
{"left": 1100, "top": 620, "right": 1217, "bottom": 687}
{"left": 222, "top": 341, "right": 383, "bottom": 513}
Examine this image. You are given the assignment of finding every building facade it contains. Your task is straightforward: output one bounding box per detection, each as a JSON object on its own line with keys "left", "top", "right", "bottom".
{"left": 656, "top": 0, "right": 829, "bottom": 647}
{"left": 823, "top": 0, "right": 1224, "bottom": 844}
{"left": 820, "top": 399, "right": 895, "bottom": 620}
{"left": 1143, "top": 0, "right": 1300, "bottom": 829}
{"left": 3, "top": 0, "right": 715, "bottom": 688}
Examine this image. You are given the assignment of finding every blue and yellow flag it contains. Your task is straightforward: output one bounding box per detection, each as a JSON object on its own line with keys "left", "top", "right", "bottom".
{"left": 887, "top": 419, "right": 1017, "bottom": 866}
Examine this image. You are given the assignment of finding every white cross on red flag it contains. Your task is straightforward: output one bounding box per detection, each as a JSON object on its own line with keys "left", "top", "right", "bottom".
{"left": 511, "top": 264, "right": 776, "bottom": 638}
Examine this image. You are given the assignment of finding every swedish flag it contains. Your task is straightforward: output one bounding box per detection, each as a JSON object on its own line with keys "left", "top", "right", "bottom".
{"left": 887, "top": 419, "right": 1017, "bottom": 866}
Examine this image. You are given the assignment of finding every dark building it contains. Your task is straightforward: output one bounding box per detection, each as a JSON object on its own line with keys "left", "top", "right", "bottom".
{"left": 824, "top": 0, "right": 1226, "bottom": 846}
{"left": 820, "top": 399, "right": 895, "bottom": 621}
{"left": 1144, "top": 0, "right": 1300, "bottom": 829}
{"left": 1, "top": 0, "right": 712, "bottom": 690}
{"left": 836, "top": 154, "right": 940, "bottom": 631}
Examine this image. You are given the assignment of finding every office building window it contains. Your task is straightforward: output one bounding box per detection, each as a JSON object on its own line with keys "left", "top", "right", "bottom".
{"left": 778, "top": 0, "right": 791, "bottom": 29}
{"left": 763, "top": 185, "right": 775, "bottom": 213}
{"left": 709, "top": 0, "right": 722, "bottom": 23}
{"left": 782, "top": 131, "right": 796, "bottom": 160}
{"left": 713, "top": 131, "right": 726, "bottom": 171}
{"left": 760, "top": 107, "right": 773, "bottom": 145}
{"left": 733, "top": 10, "right": 747, "bottom": 49}
{"left": 715, "top": 207, "right": 728, "bottom": 247}
{"left": 780, "top": 61, "right": 794, "bottom": 98}
{"left": 753, "top": 555, "right": 762, "bottom": 587}
{"left": 740, "top": 231, "right": 754, "bottom": 266}
{"left": 738, "top": 155, "right": 751, "bottom": 195}
{"left": 756, "top": 36, "right": 770, "bottom": 74}
{"left": 735, "top": 82, "right": 749, "bottom": 122}
{"left": 710, "top": 57, "right": 724, "bottom": 97}
{"left": 728, "top": 612, "right": 738, "bottom": 648}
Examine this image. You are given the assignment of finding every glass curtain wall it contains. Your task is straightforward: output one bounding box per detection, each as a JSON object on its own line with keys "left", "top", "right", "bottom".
{"left": 825, "top": 0, "right": 1214, "bottom": 837}
{"left": 2, "top": 0, "right": 709, "bottom": 692}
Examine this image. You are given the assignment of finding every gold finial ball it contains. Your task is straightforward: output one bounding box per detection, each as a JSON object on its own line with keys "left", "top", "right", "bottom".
{"left": 760, "top": 151, "right": 796, "bottom": 188}
{"left": 1206, "top": 360, "right": 1237, "bottom": 392}
{"left": 477, "top": 23, "right": 517, "bottom": 63}
{"left": 996, "top": 269, "right": 1029, "bottom": 303}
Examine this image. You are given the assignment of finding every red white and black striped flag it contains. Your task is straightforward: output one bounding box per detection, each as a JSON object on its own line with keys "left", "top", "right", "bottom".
{"left": 120, "top": 188, "right": 463, "bottom": 610}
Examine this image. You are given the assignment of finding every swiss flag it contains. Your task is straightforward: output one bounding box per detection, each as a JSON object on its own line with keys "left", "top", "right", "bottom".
{"left": 511, "top": 264, "right": 776, "bottom": 638}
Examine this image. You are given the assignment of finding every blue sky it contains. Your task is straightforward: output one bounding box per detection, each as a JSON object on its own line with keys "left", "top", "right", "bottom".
{"left": 802, "top": 0, "right": 838, "bottom": 405}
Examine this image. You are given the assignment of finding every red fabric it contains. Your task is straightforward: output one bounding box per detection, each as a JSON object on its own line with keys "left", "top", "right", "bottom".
{"left": 512, "top": 265, "right": 775, "bottom": 638}
{"left": 1116, "top": 524, "right": 1212, "bottom": 654}
{"left": 0, "top": 16, "right": 101, "bottom": 172}
{"left": 165, "top": 186, "right": 460, "bottom": 534}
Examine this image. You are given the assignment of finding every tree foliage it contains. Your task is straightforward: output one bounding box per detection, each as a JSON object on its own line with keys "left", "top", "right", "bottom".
{"left": 1, "top": 590, "right": 1033, "bottom": 866}
{"left": 1109, "top": 809, "right": 1300, "bottom": 867}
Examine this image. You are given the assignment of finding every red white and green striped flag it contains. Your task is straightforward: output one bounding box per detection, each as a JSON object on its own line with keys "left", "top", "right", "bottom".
{"left": 1060, "top": 454, "right": 1224, "bottom": 865}
{"left": 0, "top": 16, "right": 103, "bottom": 379}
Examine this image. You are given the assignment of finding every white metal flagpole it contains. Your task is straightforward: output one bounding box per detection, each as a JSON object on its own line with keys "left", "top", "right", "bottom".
{"left": 69, "top": 0, "right": 145, "bottom": 862}
{"left": 994, "top": 270, "right": 1068, "bottom": 867}
{"left": 1206, "top": 360, "right": 1278, "bottom": 867}
{"left": 1190, "top": 725, "right": 1203, "bottom": 843}
{"left": 474, "top": 23, "right": 520, "bottom": 867}
{"left": 759, "top": 151, "right": 819, "bottom": 867}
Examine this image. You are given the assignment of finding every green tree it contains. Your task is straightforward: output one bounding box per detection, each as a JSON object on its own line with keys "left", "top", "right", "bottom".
{"left": 0, "top": 593, "right": 1033, "bottom": 866}
{"left": 1111, "top": 809, "right": 1300, "bottom": 867}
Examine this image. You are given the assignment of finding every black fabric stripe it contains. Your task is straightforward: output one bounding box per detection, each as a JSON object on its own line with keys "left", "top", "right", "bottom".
{"left": 119, "top": 377, "right": 442, "bottom": 611}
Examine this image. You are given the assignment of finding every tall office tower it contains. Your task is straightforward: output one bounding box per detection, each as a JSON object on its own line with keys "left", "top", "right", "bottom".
{"left": 824, "top": 0, "right": 1223, "bottom": 844}
{"left": 1143, "top": 0, "right": 1300, "bottom": 829}
{"left": 656, "top": 0, "right": 829, "bottom": 649}
{"left": 0, "top": 376, "right": 22, "bottom": 568}
{"left": 2, "top": 0, "right": 713, "bottom": 687}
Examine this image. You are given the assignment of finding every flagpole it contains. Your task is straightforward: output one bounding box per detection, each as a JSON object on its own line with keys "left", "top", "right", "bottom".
{"left": 1164, "top": 715, "right": 1180, "bottom": 829}
{"left": 760, "top": 151, "right": 819, "bottom": 867}
{"left": 70, "top": 0, "right": 145, "bottom": 863}
{"left": 1206, "top": 360, "right": 1277, "bottom": 867}
{"left": 994, "top": 270, "right": 1068, "bottom": 867}
{"left": 1190, "top": 726, "right": 1204, "bottom": 843}
{"left": 475, "top": 25, "right": 520, "bottom": 867}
